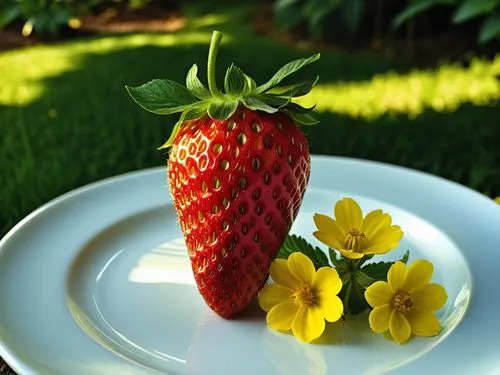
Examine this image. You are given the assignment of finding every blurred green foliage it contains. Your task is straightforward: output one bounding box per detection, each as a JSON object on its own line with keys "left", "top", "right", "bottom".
{"left": 274, "top": 0, "right": 366, "bottom": 36}
{"left": 274, "top": 0, "right": 500, "bottom": 44}
{"left": 394, "top": 0, "right": 500, "bottom": 44}
{"left": 0, "top": 0, "right": 152, "bottom": 36}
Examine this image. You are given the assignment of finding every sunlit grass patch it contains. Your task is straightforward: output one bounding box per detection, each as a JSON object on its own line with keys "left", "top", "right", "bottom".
{"left": 0, "top": 31, "right": 219, "bottom": 106}
{"left": 299, "top": 55, "right": 500, "bottom": 119}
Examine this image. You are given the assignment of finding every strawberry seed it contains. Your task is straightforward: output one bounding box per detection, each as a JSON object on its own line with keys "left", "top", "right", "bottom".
{"left": 251, "top": 158, "right": 261, "bottom": 171}
{"left": 251, "top": 122, "right": 262, "bottom": 132}
{"left": 237, "top": 133, "right": 247, "bottom": 145}
{"left": 213, "top": 143, "right": 222, "bottom": 154}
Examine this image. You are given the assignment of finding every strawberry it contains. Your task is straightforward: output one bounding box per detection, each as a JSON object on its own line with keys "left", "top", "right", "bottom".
{"left": 126, "top": 31, "right": 320, "bottom": 318}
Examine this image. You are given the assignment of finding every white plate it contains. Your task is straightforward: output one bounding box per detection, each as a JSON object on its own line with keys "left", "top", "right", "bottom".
{"left": 1, "top": 156, "right": 499, "bottom": 375}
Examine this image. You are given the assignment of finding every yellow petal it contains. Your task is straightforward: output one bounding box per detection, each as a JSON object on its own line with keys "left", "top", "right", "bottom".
{"left": 338, "top": 248, "right": 364, "bottom": 260}
{"left": 312, "top": 267, "right": 342, "bottom": 296}
{"left": 313, "top": 231, "right": 342, "bottom": 251}
{"left": 412, "top": 283, "right": 448, "bottom": 311}
{"left": 258, "top": 284, "right": 294, "bottom": 312}
{"left": 389, "top": 310, "right": 411, "bottom": 344}
{"left": 313, "top": 214, "right": 344, "bottom": 249}
{"left": 317, "top": 293, "right": 343, "bottom": 322}
{"left": 366, "top": 225, "right": 403, "bottom": 249}
{"left": 406, "top": 310, "right": 441, "bottom": 337}
{"left": 270, "top": 259, "right": 301, "bottom": 289}
{"left": 266, "top": 300, "right": 298, "bottom": 331}
{"left": 368, "top": 304, "right": 392, "bottom": 333}
{"left": 360, "top": 210, "right": 389, "bottom": 237}
{"left": 380, "top": 225, "right": 404, "bottom": 247}
{"left": 292, "top": 306, "right": 325, "bottom": 343}
{"left": 288, "top": 252, "right": 315, "bottom": 285}
{"left": 361, "top": 243, "right": 391, "bottom": 256}
{"left": 402, "top": 260, "right": 433, "bottom": 292}
{"left": 365, "top": 281, "right": 393, "bottom": 308}
{"left": 388, "top": 261, "right": 406, "bottom": 291}
{"left": 334, "top": 198, "right": 363, "bottom": 233}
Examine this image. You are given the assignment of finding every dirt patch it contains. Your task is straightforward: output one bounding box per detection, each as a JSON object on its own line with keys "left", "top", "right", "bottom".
{"left": 0, "top": 0, "right": 184, "bottom": 52}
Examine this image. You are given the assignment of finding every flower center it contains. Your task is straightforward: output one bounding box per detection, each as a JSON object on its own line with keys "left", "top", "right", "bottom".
{"left": 292, "top": 286, "right": 316, "bottom": 307}
{"left": 392, "top": 292, "right": 414, "bottom": 312}
{"left": 343, "top": 228, "right": 366, "bottom": 251}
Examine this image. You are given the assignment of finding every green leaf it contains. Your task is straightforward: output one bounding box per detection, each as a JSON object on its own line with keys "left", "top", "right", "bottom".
{"left": 355, "top": 269, "right": 375, "bottom": 288}
{"left": 259, "top": 95, "right": 290, "bottom": 108}
{"left": 356, "top": 254, "right": 374, "bottom": 268}
{"left": 186, "top": 64, "right": 210, "bottom": 100}
{"left": 273, "top": 77, "right": 319, "bottom": 98}
{"left": 361, "top": 250, "right": 411, "bottom": 282}
{"left": 207, "top": 100, "right": 238, "bottom": 120}
{"left": 0, "top": 6, "right": 20, "bottom": 29}
{"left": 158, "top": 120, "right": 182, "bottom": 150}
{"left": 283, "top": 102, "right": 316, "bottom": 114}
{"left": 255, "top": 54, "right": 321, "bottom": 94}
{"left": 278, "top": 234, "right": 330, "bottom": 269}
{"left": 340, "top": 0, "right": 365, "bottom": 34}
{"left": 224, "top": 64, "right": 250, "bottom": 97}
{"left": 478, "top": 11, "right": 500, "bottom": 43}
{"left": 392, "top": 0, "right": 437, "bottom": 28}
{"left": 305, "top": 0, "right": 342, "bottom": 36}
{"left": 361, "top": 261, "right": 392, "bottom": 282}
{"left": 328, "top": 248, "right": 339, "bottom": 266}
{"left": 244, "top": 73, "right": 257, "bottom": 91}
{"left": 126, "top": 79, "right": 199, "bottom": 115}
{"left": 400, "top": 250, "right": 410, "bottom": 265}
{"left": 158, "top": 102, "right": 209, "bottom": 149}
{"left": 286, "top": 111, "right": 319, "bottom": 125}
{"left": 453, "top": 0, "right": 498, "bottom": 23}
{"left": 274, "top": 0, "right": 305, "bottom": 30}
{"left": 241, "top": 97, "right": 280, "bottom": 113}
{"left": 340, "top": 273, "right": 370, "bottom": 315}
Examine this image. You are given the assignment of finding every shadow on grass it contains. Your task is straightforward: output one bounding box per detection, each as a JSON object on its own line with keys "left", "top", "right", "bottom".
{"left": 1, "top": 39, "right": 499, "bottom": 237}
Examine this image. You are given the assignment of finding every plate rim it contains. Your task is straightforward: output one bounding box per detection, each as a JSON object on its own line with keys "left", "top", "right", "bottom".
{"left": 1, "top": 155, "right": 499, "bottom": 375}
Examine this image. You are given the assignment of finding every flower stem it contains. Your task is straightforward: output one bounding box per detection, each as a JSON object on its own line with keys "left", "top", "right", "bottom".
{"left": 207, "top": 30, "right": 223, "bottom": 99}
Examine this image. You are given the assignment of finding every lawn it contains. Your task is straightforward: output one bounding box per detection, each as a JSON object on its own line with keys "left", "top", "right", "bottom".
{"left": 1, "top": 4, "right": 499, "bottom": 236}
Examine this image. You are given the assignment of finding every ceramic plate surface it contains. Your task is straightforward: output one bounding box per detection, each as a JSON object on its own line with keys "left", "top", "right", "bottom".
{"left": 1, "top": 156, "right": 499, "bottom": 375}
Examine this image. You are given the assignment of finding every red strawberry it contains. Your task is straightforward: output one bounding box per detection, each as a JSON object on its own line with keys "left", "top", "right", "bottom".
{"left": 126, "top": 31, "right": 320, "bottom": 318}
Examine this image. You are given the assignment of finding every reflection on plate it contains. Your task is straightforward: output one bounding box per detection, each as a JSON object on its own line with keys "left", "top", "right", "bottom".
{"left": 1, "top": 156, "right": 499, "bottom": 375}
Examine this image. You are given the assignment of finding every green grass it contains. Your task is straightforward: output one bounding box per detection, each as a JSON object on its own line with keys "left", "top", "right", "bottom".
{"left": 1, "top": 4, "right": 499, "bottom": 237}
{"left": 300, "top": 57, "right": 500, "bottom": 119}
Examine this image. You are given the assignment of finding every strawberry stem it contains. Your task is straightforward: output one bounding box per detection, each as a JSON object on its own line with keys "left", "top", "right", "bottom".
{"left": 207, "top": 30, "right": 223, "bottom": 99}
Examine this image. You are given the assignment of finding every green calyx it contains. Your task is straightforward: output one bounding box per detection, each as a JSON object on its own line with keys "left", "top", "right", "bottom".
{"left": 125, "top": 30, "right": 320, "bottom": 149}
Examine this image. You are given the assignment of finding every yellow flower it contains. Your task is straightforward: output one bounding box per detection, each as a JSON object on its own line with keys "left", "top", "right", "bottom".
{"left": 364, "top": 260, "right": 448, "bottom": 344}
{"left": 313, "top": 197, "right": 403, "bottom": 259}
{"left": 258, "top": 252, "right": 344, "bottom": 343}
{"left": 495, "top": 196, "right": 500, "bottom": 204}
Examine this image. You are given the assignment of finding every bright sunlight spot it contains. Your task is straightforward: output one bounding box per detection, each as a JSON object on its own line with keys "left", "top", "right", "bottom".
{"left": 0, "top": 31, "right": 222, "bottom": 106}
{"left": 298, "top": 55, "right": 500, "bottom": 119}
{"left": 128, "top": 237, "right": 195, "bottom": 285}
